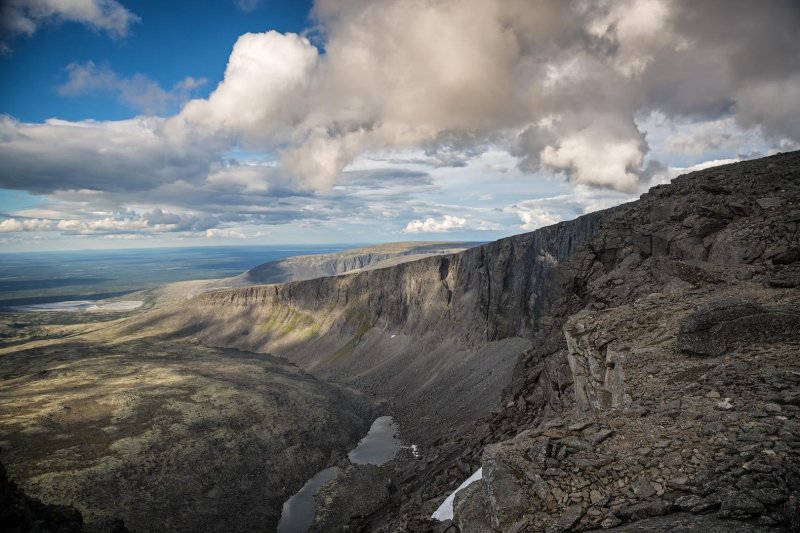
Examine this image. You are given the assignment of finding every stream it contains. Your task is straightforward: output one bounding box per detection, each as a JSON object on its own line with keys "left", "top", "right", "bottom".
{"left": 276, "top": 415, "right": 400, "bottom": 533}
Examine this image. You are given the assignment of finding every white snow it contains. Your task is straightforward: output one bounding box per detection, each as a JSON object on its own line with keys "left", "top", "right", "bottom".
{"left": 431, "top": 467, "right": 483, "bottom": 521}
{"left": 717, "top": 398, "right": 734, "bottom": 410}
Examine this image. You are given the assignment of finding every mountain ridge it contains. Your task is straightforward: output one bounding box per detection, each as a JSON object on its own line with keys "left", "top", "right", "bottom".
{"left": 125, "top": 201, "right": 610, "bottom": 443}
{"left": 118, "top": 150, "right": 800, "bottom": 531}
{"left": 236, "top": 241, "right": 480, "bottom": 286}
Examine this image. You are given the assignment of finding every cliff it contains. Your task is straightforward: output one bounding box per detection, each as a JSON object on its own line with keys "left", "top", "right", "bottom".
{"left": 131, "top": 153, "right": 800, "bottom": 441}
{"left": 129, "top": 206, "right": 608, "bottom": 440}
{"left": 376, "top": 151, "right": 800, "bottom": 532}
{"left": 125, "top": 151, "right": 800, "bottom": 531}
{"left": 235, "top": 242, "right": 477, "bottom": 285}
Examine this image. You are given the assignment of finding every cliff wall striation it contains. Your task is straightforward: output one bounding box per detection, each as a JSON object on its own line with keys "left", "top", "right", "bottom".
{"left": 129, "top": 203, "right": 610, "bottom": 441}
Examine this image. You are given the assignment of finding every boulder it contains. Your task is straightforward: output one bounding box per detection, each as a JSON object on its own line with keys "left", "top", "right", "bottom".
{"left": 554, "top": 504, "right": 584, "bottom": 532}
{"left": 718, "top": 491, "right": 766, "bottom": 519}
{"left": 630, "top": 479, "right": 656, "bottom": 499}
{"left": 453, "top": 482, "right": 497, "bottom": 533}
{"left": 755, "top": 197, "right": 785, "bottom": 209}
{"left": 617, "top": 500, "right": 670, "bottom": 520}
{"left": 678, "top": 298, "right": 800, "bottom": 356}
{"left": 482, "top": 445, "right": 531, "bottom": 531}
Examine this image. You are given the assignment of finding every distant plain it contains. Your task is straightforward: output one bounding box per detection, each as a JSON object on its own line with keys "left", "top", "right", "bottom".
{"left": 0, "top": 245, "right": 353, "bottom": 309}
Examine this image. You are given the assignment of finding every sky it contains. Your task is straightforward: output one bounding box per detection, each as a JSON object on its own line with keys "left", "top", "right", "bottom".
{"left": 0, "top": 0, "right": 798, "bottom": 251}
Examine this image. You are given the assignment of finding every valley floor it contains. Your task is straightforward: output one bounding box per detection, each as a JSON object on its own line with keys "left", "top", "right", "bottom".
{"left": 0, "top": 324, "right": 372, "bottom": 532}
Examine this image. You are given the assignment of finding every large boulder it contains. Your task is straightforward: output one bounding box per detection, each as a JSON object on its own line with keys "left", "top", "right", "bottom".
{"left": 678, "top": 298, "right": 800, "bottom": 356}
{"left": 453, "top": 482, "right": 497, "bottom": 533}
{"left": 481, "top": 444, "right": 531, "bottom": 531}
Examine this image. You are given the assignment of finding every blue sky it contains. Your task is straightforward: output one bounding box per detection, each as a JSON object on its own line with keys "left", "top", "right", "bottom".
{"left": 0, "top": 0, "right": 798, "bottom": 251}
{"left": 1, "top": 1, "right": 314, "bottom": 122}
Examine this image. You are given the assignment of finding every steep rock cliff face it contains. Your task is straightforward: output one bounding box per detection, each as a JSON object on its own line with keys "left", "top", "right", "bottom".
{"left": 236, "top": 242, "right": 474, "bottom": 285}
{"left": 129, "top": 206, "right": 609, "bottom": 441}
{"left": 199, "top": 212, "right": 605, "bottom": 344}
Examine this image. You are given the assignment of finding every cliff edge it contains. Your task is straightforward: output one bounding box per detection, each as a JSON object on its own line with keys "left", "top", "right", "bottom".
{"left": 374, "top": 151, "right": 800, "bottom": 532}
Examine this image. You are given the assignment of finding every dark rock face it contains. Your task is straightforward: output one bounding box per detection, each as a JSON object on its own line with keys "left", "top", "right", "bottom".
{"left": 195, "top": 208, "right": 608, "bottom": 346}
{"left": 0, "top": 461, "right": 83, "bottom": 533}
{"left": 677, "top": 298, "right": 800, "bottom": 356}
{"left": 371, "top": 151, "right": 800, "bottom": 532}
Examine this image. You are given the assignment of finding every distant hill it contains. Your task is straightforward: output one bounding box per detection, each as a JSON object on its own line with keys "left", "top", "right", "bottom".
{"left": 140, "top": 242, "right": 480, "bottom": 305}
{"left": 232, "top": 241, "right": 480, "bottom": 285}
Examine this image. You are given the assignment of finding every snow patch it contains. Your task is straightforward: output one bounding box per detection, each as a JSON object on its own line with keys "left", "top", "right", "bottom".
{"left": 717, "top": 398, "right": 734, "bottom": 410}
{"left": 431, "top": 467, "right": 483, "bottom": 522}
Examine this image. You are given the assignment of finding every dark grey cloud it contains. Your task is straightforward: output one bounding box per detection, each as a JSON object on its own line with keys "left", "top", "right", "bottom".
{"left": 337, "top": 169, "right": 432, "bottom": 188}
{"left": 0, "top": 116, "right": 216, "bottom": 194}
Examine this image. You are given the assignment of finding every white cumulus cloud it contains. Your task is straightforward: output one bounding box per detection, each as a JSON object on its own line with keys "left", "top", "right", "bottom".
{"left": 0, "top": 218, "right": 55, "bottom": 232}
{"left": 205, "top": 228, "right": 245, "bottom": 239}
{"left": 402, "top": 214, "right": 500, "bottom": 234}
{"left": 403, "top": 215, "right": 467, "bottom": 234}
